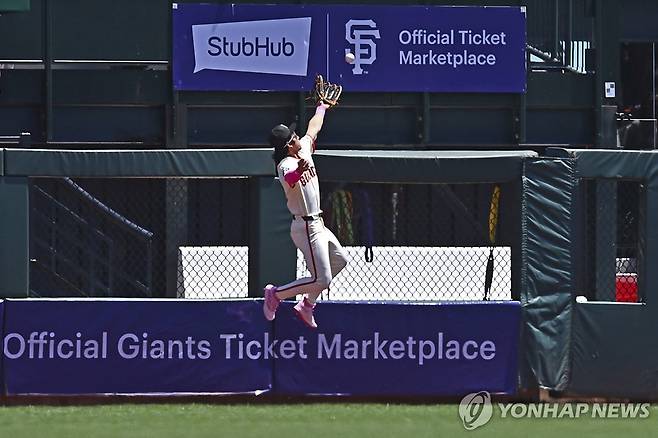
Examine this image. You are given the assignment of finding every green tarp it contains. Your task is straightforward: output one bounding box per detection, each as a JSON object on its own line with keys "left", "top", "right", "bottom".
{"left": 2, "top": 148, "right": 537, "bottom": 183}
{"left": 521, "top": 157, "right": 575, "bottom": 391}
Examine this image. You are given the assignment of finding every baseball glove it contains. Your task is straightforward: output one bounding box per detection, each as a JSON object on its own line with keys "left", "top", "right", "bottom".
{"left": 313, "top": 74, "right": 343, "bottom": 108}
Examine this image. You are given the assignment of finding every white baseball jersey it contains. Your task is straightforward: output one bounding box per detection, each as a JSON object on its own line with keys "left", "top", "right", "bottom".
{"left": 277, "top": 135, "right": 321, "bottom": 216}
{"left": 272, "top": 134, "right": 349, "bottom": 302}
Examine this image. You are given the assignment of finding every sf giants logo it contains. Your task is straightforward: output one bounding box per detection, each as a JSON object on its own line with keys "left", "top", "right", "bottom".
{"left": 345, "top": 19, "right": 381, "bottom": 75}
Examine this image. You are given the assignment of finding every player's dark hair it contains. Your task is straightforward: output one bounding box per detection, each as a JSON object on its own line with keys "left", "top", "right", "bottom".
{"left": 269, "top": 122, "right": 296, "bottom": 170}
{"left": 272, "top": 147, "right": 288, "bottom": 166}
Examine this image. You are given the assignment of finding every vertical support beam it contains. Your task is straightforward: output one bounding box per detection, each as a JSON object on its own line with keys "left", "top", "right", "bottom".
{"left": 553, "top": 0, "right": 560, "bottom": 61}
{"left": 167, "top": 1, "right": 175, "bottom": 149}
{"left": 421, "top": 92, "right": 430, "bottom": 144}
{"left": 593, "top": 0, "right": 620, "bottom": 147}
{"left": 297, "top": 91, "right": 307, "bottom": 135}
{"left": 592, "top": 0, "right": 621, "bottom": 300}
{"left": 43, "top": 0, "right": 53, "bottom": 142}
{"left": 517, "top": 91, "right": 527, "bottom": 145}
{"left": 643, "top": 174, "right": 658, "bottom": 305}
{"left": 651, "top": 42, "right": 658, "bottom": 149}
{"left": 248, "top": 176, "right": 296, "bottom": 298}
{"left": 517, "top": 0, "right": 527, "bottom": 147}
{"left": 594, "top": 180, "right": 616, "bottom": 300}
{"left": 595, "top": 106, "right": 619, "bottom": 300}
{"left": 0, "top": 177, "right": 29, "bottom": 297}
{"left": 592, "top": 0, "right": 602, "bottom": 143}
{"left": 164, "top": 2, "right": 182, "bottom": 297}
{"left": 165, "top": 97, "right": 188, "bottom": 298}
{"left": 166, "top": 178, "right": 187, "bottom": 298}
{"left": 594, "top": 106, "right": 619, "bottom": 299}
{"left": 566, "top": 0, "right": 573, "bottom": 68}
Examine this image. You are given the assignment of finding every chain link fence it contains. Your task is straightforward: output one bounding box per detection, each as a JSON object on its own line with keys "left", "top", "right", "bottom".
{"left": 298, "top": 182, "right": 513, "bottom": 301}
{"left": 29, "top": 178, "right": 516, "bottom": 301}
{"left": 579, "top": 179, "right": 643, "bottom": 302}
{"left": 29, "top": 177, "right": 250, "bottom": 299}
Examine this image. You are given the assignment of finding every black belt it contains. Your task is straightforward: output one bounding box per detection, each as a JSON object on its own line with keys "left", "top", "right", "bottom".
{"left": 293, "top": 213, "right": 323, "bottom": 221}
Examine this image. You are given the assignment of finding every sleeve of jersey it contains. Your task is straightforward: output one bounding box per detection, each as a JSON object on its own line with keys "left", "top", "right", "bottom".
{"left": 279, "top": 160, "right": 301, "bottom": 187}
{"left": 300, "top": 135, "right": 316, "bottom": 154}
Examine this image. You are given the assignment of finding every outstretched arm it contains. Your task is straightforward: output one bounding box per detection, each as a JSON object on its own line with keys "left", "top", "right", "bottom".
{"left": 305, "top": 103, "right": 331, "bottom": 142}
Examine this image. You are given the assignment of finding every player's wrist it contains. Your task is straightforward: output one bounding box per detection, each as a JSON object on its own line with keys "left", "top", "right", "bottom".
{"left": 315, "top": 104, "right": 328, "bottom": 115}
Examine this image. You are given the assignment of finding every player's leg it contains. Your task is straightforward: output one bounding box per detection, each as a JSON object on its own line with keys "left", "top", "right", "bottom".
{"left": 327, "top": 227, "right": 348, "bottom": 277}
{"left": 275, "top": 220, "right": 331, "bottom": 300}
{"left": 305, "top": 227, "right": 346, "bottom": 303}
{"left": 290, "top": 221, "right": 333, "bottom": 328}
{"left": 263, "top": 221, "right": 317, "bottom": 321}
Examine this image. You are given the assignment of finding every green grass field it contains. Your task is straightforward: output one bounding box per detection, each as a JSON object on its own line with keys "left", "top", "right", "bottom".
{"left": 0, "top": 403, "right": 655, "bottom": 438}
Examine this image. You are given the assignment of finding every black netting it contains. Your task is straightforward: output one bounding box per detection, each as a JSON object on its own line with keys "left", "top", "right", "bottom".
{"left": 296, "top": 182, "right": 513, "bottom": 301}
{"left": 579, "top": 179, "right": 643, "bottom": 302}
{"left": 28, "top": 178, "right": 518, "bottom": 302}
{"left": 29, "top": 177, "right": 250, "bottom": 298}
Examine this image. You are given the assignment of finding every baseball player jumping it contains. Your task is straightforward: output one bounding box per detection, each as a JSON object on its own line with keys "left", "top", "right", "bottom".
{"left": 263, "top": 77, "right": 348, "bottom": 328}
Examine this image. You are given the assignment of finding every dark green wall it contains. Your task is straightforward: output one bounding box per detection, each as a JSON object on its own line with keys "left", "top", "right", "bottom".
{"left": 0, "top": 0, "right": 632, "bottom": 148}
{"left": 0, "top": 0, "right": 30, "bottom": 13}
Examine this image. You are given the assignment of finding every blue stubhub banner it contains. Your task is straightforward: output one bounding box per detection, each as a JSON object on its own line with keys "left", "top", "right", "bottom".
{"left": 2, "top": 299, "right": 271, "bottom": 395}
{"left": 274, "top": 301, "right": 521, "bottom": 396}
{"left": 173, "top": 3, "right": 526, "bottom": 92}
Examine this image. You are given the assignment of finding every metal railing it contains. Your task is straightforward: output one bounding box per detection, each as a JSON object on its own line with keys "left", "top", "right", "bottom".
{"left": 526, "top": 0, "right": 592, "bottom": 74}
{"left": 30, "top": 178, "right": 154, "bottom": 298}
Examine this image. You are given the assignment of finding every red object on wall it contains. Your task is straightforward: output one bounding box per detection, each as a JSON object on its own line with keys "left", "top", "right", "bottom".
{"left": 615, "top": 273, "right": 638, "bottom": 302}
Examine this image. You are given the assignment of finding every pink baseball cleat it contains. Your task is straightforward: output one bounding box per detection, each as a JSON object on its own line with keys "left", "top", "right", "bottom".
{"left": 293, "top": 297, "right": 318, "bottom": 329}
{"left": 263, "top": 284, "right": 280, "bottom": 321}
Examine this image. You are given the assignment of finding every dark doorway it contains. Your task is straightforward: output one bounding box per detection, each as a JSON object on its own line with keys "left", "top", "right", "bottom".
{"left": 618, "top": 43, "right": 656, "bottom": 149}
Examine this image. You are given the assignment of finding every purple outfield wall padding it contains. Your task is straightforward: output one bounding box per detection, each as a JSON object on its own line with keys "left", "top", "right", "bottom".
{"left": 3, "top": 299, "right": 271, "bottom": 395}
{"left": 0, "top": 299, "right": 4, "bottom": 393}
{"left": 272, "top": 301, "right": 521, "bottom": 396}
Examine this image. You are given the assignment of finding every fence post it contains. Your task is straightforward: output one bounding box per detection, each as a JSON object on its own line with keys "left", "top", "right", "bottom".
{"left": 166, "top": 179, "right": 187, "bottom": 298}
{"left": 0, "top": 176, "right": 29, "bottom": 297}
{"left": 165, "top": 95, "right": 188, "bottom": 298}
{"left": 595, "top": 106, "right": 618, "bottom": 300}
{"left": 249, "top": 176, "right": 296, "bottom": 298}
